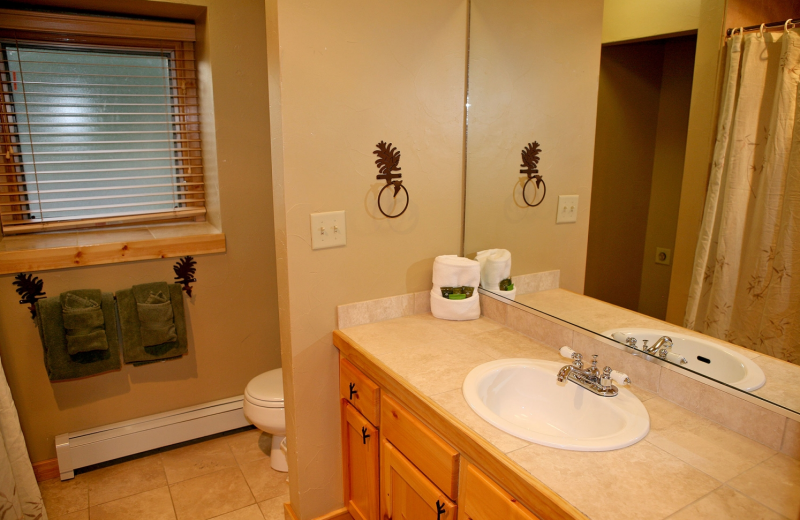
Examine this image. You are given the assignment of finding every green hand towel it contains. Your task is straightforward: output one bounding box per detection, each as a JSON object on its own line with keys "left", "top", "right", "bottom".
{"left": 36, "top": 291, "right": 121, "bottom": 382}
{"left": 61, "top": 291, "right": 109, "bottom": 355}
{"left": 117, "top": 283, "right": 187, "bottom": 365}
{"left": 137, "top": 291, "right": 177, "bottom": 347}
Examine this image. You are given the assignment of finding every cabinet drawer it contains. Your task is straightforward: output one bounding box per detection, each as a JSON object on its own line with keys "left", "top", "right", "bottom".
{"left": 380, "top": 394, "right": 459, "bottom": 500}
{"left": 340, "top": 357, "right": 380, "bottom": 426}
{"left": 459, "top": 462, "right": 537, "bottom": 520}
{"left": 381, "top": 439, "right": 457, "bottom": 520}
{"left": 342, "top": 401, "right": 379, "bottom": 520}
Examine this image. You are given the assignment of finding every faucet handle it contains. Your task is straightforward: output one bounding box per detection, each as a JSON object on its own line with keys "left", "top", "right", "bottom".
{"left": 610, "top": 370, "right": 631, "bottom": 386}
{"left": 601, "top": 366, "right": 613, "bottom": 386}
{"left": 591, "top": 354, "right": 598, "bottom": 367}
{"left": 559, "top": 346, "right": 576, "bottom": 359}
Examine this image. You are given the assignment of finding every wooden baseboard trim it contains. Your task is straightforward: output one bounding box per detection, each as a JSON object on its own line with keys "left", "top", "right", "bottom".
{"left": 32, "top": 458, "right": 60, "bottom": 482}
{"left": 283, "top": 503, "right": 351, "bottom": 520}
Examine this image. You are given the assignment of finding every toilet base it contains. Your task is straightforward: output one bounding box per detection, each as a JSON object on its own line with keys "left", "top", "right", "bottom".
{"left": 270, "top": 435, "right": 288, "bottom": 472}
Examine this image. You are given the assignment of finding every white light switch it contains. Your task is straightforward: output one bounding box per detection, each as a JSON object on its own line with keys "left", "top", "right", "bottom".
{"left": 556, "top": 195, "right": 579, "bottom": 224}
{"left": 310, "top": 211, "right": 346, "bottom": 250}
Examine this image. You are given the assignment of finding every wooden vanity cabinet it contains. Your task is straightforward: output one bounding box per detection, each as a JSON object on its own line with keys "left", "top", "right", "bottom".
{"left": 458, "top": 462, "right": 538, "bottom": 520}
{"left": 342, "top": 401, "right": 380, "bottom": 520}
{"left": 338, "top": 353, "right": 579, "bottom": 520}
{"left": 381, "top": 439, "right": 457, "bottom": 520}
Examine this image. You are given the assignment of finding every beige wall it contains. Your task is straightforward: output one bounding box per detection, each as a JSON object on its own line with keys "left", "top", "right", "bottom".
{"left": 585, "top": 41, "right": 665, "bottom": 310}
{"left": 462, "top": 0, "right": 604, "bottom": 294}
{"left": 267, "top": 1, "right": 468, "bottom": 517}
{"left": 603, "top": 0, "right": 702, "bottom": 43}
{"left": 638, "top": 37, "right": 696, "bottom": 320}
{"left": 0, "top": 0, "right": 281, "bottom": 463}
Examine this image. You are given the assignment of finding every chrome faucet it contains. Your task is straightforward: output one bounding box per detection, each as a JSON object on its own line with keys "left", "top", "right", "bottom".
{"left": 556, "top": 347, "right": 631, "bottom": 397}
{"left": 642, "top": 336, "right": 688, "bottom": 365}
{"left": 611, "top": 332, "right": 688, "bottom": 365}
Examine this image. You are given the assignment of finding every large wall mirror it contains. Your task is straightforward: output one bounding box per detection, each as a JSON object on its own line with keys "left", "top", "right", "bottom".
{"left": 463, "top": 0, "right": 800, "bottom": 416}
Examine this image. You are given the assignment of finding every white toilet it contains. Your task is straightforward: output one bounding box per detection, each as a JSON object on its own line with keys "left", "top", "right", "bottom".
{"left": 243, "top": 368, "right": 288, "bottom": 472}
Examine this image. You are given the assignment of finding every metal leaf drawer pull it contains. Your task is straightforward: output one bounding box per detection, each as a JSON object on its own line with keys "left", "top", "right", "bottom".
{"left": 436, "top": 500, "right": 446, "bottom": 519}
{"left": 349, "top": 382, "right": 358, "bottom": 400}
{"left": 361, "top": 426, "right": 370, "bottom": 445}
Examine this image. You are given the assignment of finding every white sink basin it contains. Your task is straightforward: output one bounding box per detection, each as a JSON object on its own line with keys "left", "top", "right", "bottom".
{"left": 462, "top": 359, "right": 650, "bottom": 451}
{"left": 603, "top": 328, "right": 766, "bottom": 391}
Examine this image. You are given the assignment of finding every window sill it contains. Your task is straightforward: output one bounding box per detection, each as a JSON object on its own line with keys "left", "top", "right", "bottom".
{"left": 0, "top": 222, "right": 226, "bottom": 275}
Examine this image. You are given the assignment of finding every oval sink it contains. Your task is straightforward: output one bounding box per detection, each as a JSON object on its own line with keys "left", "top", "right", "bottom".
{"left": 603, "top": 328, "right": 765, "bottom": 391}
{"left": 462, "top": 359, "right": 650, "bottom": 451}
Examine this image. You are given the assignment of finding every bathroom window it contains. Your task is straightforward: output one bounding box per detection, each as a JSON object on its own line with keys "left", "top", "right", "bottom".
{"left": 0, "top": 27, "right": 204, "bottom": 235}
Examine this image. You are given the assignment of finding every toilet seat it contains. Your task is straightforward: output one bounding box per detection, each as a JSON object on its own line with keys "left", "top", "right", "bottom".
{"left": 245, "top": 369, "right": 284, "bottom": 408}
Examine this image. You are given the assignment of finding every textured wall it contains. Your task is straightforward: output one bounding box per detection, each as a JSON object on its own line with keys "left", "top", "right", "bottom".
{"left": 585, "top": 40, "right": 665, "bottom": 310}
{"left": 267, "top": 0, "right": 469, "bottom": 517}
{"left": 638, "top": 37, "right": 696, "bottom": 320}
{"left": 463, "top": 0, "right": 604, "bottom": 294}
{"left": 602, "top": 0, "right": 701, "bottom": 43}
{"left": 0, "top": 0, "right": 281, "bottom": 462}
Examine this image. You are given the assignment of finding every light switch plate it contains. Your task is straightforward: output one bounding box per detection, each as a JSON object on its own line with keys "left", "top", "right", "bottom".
{"left": 556, "top": 195, "right": 579, "bottom": 224}
{"left": 310, "top": 211, "right": 346, "bottom": 250}
{"left": 655, "top": 247, "right": 672, "bottom": 265}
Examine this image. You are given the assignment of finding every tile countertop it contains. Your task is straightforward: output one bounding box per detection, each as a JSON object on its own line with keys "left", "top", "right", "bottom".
{"left": 338, "top": 313, "right": 800, "bottom": 520}
{"left": 514, "top": 289, "right": 800, "bottom": 412}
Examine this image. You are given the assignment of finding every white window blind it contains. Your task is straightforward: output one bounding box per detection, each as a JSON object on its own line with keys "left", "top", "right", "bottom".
{"left": 0, "top": 20, "right": 204, "bottom": 235}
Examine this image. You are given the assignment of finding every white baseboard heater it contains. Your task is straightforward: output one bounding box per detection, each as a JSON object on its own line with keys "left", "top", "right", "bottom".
{"left": 56, "top": 396, "right": 250, "bottom": 480}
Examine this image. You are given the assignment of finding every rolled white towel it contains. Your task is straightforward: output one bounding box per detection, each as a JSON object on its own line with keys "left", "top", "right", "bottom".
{"left": 429, "top": 288, "right": 481, "bottom": 321}
{"left": 559, "top": 346, "right": 576, "bottom": 359}
{"left": 475, "top": 249, "right": 511, "bottom": 290}
{"left": 432, "top": 255, "right": 481, "bottom": 289}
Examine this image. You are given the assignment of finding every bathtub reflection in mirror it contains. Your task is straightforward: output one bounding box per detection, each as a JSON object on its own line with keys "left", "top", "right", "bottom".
{"left": 462, "top": 0, "right": 800, "bottom": 414}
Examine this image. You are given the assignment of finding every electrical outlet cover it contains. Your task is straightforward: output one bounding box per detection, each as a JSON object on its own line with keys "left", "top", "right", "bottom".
{"left": 311, "top": 211, "right": 347, "bottom": 250}
{"left": 655, "top": 247, "right": 672, "bottom": 265}
{"left": 556, "top": 195, "right": 579, "bottom": 224}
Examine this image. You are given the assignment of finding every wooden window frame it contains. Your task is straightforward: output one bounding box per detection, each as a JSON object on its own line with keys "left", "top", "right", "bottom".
{"left": 0, "top": 28, "right": 205, "bottom": 234}
{"left": 0, "top": 8, "right": 224, "bottom": 273}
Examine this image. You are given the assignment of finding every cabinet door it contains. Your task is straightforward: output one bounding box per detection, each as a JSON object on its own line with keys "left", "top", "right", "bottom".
{"left": 340, "top": 357, "right": 381, "bottom": 425}
{"left": 342, "top": 401, "right": 379, "bottom": 520}
{"left": 381, "top": 439, "right": 457, "bottom": 520}
{"left": 458, "top": 462, "right": 538, "bottom": 520}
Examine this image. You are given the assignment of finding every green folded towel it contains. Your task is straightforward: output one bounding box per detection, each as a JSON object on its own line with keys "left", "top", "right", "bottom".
{"left": 137, "top": 291, "right": 177, "bottom": 347}
{"left": 61, "top": 291, "right": 109, "bottom": 355}
{"left": 36, "top": 290, "right": 121, "bottom": 382}
{"left": 117, "top": 282, "right": 187, "bottom": 365}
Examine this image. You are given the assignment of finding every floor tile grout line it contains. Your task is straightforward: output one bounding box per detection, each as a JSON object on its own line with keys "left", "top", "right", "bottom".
{"left": 165, "top": 483, "right": 179, "bottom": 520}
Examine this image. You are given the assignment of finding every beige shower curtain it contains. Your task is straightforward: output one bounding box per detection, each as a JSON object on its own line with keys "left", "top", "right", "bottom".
{"left": 685, "top": 27, "right": 800, "bottom": 365}
{"left": 0, "top": 355, "right": 46, "bottom": 520}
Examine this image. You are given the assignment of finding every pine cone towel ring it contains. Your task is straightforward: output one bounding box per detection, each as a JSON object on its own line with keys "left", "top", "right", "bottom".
{"left": 520, "top": 141, "right": 546, "bottom": 207}
{"left": 373, "top": 141, "right": 409, "bottom": 218}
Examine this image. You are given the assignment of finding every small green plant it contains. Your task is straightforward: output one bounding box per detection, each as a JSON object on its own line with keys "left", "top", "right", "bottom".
{"left": 499, "top": 278, "right": 514, "bottom": 291}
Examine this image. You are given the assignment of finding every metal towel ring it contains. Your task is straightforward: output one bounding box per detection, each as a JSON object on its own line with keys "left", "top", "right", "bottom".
{"left": 522, "top": 176, "right": 546, "bottom": 207}
{"left": 373, "top": 141, "right": 409, "bottom": 219}
{"left": 377, "top": 183, "right": 409, "bottom": 218}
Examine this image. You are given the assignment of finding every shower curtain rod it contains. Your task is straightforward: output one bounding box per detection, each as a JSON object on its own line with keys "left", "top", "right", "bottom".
{"left": 726, "top": 18, "right": 800, "bottom": 37}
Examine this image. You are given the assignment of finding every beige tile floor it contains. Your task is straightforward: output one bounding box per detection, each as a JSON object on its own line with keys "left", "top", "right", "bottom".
{"left": 39, "top": 427, "right": 288, "bottom": 520}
